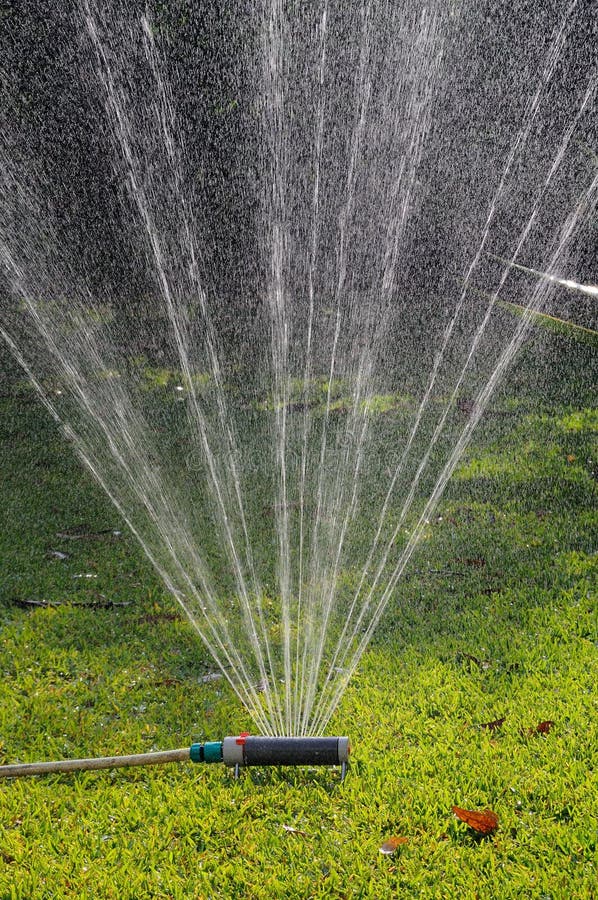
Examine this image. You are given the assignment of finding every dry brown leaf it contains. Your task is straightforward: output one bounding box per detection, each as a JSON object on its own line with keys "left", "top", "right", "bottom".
{"left": 452, "top": 806, "right": 499, "bottom": 835}
{"left": 379, "top": 836, "right": 409, "bottom": 855}
{"left": 479, "top": 716, "right": 506, "bottom": 732}
{"left": 535, "top": 719, "right": 554, "bottom": 734}
{"left": 523, "top": 719, "right": 555, "bottom": 737}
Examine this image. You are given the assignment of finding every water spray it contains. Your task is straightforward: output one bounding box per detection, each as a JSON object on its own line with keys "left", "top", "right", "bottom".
{"left": 0, "top": 734, "right": 350, "bottom": 781}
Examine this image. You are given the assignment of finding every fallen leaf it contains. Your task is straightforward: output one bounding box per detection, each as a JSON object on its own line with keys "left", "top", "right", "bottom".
{"left": 56, "top": 526, "right": 121, "bottom": 541}
{"left": 452, "top": 806, "right": 498, "bottom": 835}
{"left": 479, "top": 716, "right": 506, "bottom": 732}
{"left": 460, "top": 652, "right": 492, "bottom": 670}
{"left": 457, "top": 557, "right": 486, "bottom": 568}
{"left": 138, "top": 612, "right": 180, "bottom": 625}
{"left": 522, "top": 719, "right": 555, "bottom": 737}
{"left": 199, "top": 672, "right": 223, "bottom": 684}
{"left": 10, "top": 597, "right": 130, "bottom": 610}
{"left": 379, "top": 836, "right": 409, "bottom": 855}
{"left": 566, "top": 454, "right": 576, "bottom": 463}
{"left": 282, "top": 824, "right": 309, "bottom": 838}
{"left": 285, "top": 401, "right": 318, "bottom": 414}
{"left": 535, "top": 720, "right": 554, "bottom": 734}
{"left": 457, "top": 398, "right": 476, "bottom": 415}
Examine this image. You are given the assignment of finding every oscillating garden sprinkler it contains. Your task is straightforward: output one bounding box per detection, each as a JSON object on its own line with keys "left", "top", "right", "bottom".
{"left": 0, "top": 734, "right": 351, "bottom": 781}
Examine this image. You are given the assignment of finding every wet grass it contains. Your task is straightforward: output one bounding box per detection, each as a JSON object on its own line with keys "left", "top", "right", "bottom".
{"left": 0, "top": 334, "right": 596, "bottom": 898}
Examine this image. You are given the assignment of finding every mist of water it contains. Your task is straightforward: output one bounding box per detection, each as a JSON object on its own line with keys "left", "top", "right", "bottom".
{"left": 0, "top": 0, "right": 595, "bottom": 734}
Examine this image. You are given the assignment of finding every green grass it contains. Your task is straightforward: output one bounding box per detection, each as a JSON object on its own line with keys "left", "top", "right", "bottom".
{"left": 0, "top": 335, "right": 596, "bottom": 898}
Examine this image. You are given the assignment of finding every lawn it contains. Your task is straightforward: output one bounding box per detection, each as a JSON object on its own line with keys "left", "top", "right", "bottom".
{"left": 0, "top": 330, "right": 596, "bottom": 899}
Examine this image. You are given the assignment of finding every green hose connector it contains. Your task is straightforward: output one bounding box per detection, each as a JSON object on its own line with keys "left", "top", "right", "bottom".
{"left": 189, "top": 741, "right": 223, "bottom": 764}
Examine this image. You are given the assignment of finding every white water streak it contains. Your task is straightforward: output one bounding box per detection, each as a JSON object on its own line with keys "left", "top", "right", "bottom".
{"left": 0, "top": 234, "right": 271, "bottom": 731}
{"left": 491, "top": 254, "right": 598, "bottom": 298}
{"left": 308, "top": 0, "right": 581, "bottom": 731}
{"left": 309, "top": 5, "right": 449, "bottom": 729}
{"left": 294, "top": 0, "right": 329, "bottom": 735}
{"left": 89, "top": 2, "right": 281, "bottom": 730}
{"left": 315, "top": 165, "right": 598, "bottom": 736}
{"left": 298, "top": 0, "right": 374, "bottom": 735}
{"left": 140, "top": 13, "right": 282, "bottom": 730}
{"left": 311, "top": 100, "right": 597, "bottom": 737}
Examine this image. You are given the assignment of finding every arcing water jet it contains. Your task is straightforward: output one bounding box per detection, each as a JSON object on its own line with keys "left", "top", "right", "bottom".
{"left": 0, "top": 1, "right": 596, "bottom": 740}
